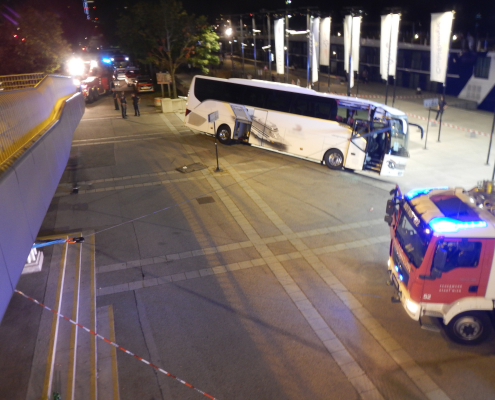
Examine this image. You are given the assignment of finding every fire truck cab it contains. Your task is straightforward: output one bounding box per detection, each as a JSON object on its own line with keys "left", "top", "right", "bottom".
{"left": 385, "top": 182, "right": 495, "bottom": 345}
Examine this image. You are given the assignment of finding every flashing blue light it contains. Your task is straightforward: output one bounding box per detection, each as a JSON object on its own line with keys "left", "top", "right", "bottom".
{"left": 102, "top": 58, "right": 112, "bottom": 64}
{"left": 429, "top": 217, "right": 487, "bottom": 233}
{"left": 406, "top": 187, "right": 449, "bottom": 200}
{"left": 394, "top": 265, "right": 399, "bottom": 272}
{"left": 399, "top": 274, "right": 404, "bottom": 281}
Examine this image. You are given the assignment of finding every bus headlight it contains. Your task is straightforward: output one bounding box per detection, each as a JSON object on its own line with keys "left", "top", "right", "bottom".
{"left": 406, "top": 298, "right": 419, "bottom": 314}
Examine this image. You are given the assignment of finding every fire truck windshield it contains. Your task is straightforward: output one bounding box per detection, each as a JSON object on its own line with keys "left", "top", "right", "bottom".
{"left": 395, "top": 208, "right": 430, "bottom": 269}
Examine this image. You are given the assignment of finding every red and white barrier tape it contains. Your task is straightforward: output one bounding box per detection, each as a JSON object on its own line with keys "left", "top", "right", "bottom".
{"left": 15, "top": 290, "right": 219, "bottom": 400}
{"left": 330, "top": 92, "right": 430, "bottom": 100}
{"left": 405, "top": 113, "right": 489, "bottom": 137}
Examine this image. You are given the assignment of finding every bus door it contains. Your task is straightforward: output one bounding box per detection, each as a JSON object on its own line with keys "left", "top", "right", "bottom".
{"left": 344, "top": 119, "right": 368, "bottom": 170}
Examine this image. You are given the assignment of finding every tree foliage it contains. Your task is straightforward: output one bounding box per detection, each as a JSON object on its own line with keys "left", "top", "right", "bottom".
{"left": 0, "top": 6, "right": 71, "bottom": 75}
{"left": 117, "top": 0, "right": 219, "bottom": 98}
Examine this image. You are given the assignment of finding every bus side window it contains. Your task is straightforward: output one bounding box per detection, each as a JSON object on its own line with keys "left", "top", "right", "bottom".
{"left": 292, "top": 95, "right": 312, "bottom": 117}
{"left": 243, "top": 86, "right": 266, "bottom": 109}
{"left": 265, "top": 90, "right": 294, "bottom": 113}
{"left": 314, "top": 99, "right": 337, "bottom": 121}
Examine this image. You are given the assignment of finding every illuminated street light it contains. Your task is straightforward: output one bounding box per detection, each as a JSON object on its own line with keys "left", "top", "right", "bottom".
{"left": 68, "top": 57, "right": 85, "bottom": 76}
{"left": 226, "top": 27, "right": 232, "bottom": 36}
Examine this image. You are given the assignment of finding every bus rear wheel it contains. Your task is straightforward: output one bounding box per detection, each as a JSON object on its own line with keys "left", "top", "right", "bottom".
{"left": 324, "top": 149, "right": 344, "bottom": 170}
{"left": 444, "top": 311, "right": 492, "bottom": 345}
{"left": 217, "top": 124, "right": 231, "bottom": 144}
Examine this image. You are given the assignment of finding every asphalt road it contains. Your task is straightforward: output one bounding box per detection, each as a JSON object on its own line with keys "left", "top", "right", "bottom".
{"left": 1, "top": 85, "right": 495, "bottom": 400}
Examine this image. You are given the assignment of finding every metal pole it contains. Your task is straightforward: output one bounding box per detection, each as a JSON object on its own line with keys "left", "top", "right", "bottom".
{"left": 317, "top": 16, "right": 320, "bottom": 92}
{"left": 486, "top": 107, "right": 495, "bottom": 165}
{"left": 385, "top": 14, "right": 393, "bottom": 105}
{"left": 240, "top": 17, "right": 245, "bottom": 77}
{"left": 253, "top": 16, "right": 257, "bottom": 74}
{"left": 438, "top": 13, "right": 454, "bottom": 142}
{"left": 268, "top": 13, "right": 272, "bottom": 79}
{"left": 307, "top": 12, "right": 311, "bottom": 87}
{"left": 392, "top": 77, "right": 397, "bottom": 106}
{"left": 437, "top": 85, "right": 446, "bottom": 142}
{"left": 347, "top": 15, "right": 353, "bottom": 97}
{"left": 285, "top": 14, "right": 289, "bottom": 83}
{"left": 328, "top": 17, "right": 331, "bottom": 92}
{"left": 424, "top": 108, "right": 431, "bottom": 150}
{"left": 230, "top": 18, "right": 234, "bottom": 74}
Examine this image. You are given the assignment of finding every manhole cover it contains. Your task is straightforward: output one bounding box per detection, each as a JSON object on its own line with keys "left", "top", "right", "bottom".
{"left": 196, "top": 196, "right": 215, "bottom": 205}
{"left": 176, "top": 163, "right": 208, "bottom": 173}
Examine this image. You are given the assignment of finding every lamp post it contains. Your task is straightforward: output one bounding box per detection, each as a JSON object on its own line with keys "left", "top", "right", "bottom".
{"left": 226, "top": 23, "right": 233, "bottom": 73}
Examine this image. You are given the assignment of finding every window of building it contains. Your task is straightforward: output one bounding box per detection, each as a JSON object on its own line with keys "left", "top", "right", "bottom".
{"left": 474, "top": 57, "right": 491, "bottom": 79}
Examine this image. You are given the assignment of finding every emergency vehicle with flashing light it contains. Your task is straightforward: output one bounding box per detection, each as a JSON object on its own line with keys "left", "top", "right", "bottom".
{"left": 385, "top": 181, "right": 495, "bottom": 345}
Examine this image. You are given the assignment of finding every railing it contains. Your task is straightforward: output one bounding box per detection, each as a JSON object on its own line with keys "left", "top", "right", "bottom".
{"left": 0, "top": 74, "right": 78, "bottom": 170}
{"left": 0, "top": 73, "right": 45, "bottom": 91}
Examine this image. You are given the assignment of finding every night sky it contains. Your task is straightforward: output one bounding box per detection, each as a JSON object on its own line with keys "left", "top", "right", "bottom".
{"left": 2, "top": 0, "right": 495, "bottom": 47}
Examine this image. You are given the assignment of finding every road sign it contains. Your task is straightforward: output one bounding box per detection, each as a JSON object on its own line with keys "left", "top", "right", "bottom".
{"left": 208, "top": 111, "right": 219, "bottom": 123}
{"left": 157, "top": 72, "right": 172, "bottom": 84}
{"left": 423, "top": 98, "right": 439, "bottom": 108}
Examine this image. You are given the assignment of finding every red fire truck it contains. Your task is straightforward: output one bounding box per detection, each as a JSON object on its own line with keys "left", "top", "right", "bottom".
{"left": 80, "top": 65, "right": 113, "bottom": 103}
{"left": 385, "top": 182, "right": 495, "bottom": 345}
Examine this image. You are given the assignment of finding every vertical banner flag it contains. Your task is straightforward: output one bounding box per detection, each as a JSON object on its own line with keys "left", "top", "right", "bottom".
{"left": 312, "top": 17, "right": 320, "bottom": 83}
{"left": 274, "top": 18, "right": 285, "bottom": 75}
{"left": 319, "top": 17, "right": 331, "bottom": 67}
{"left": 380, "top": 14, "right": 400, "bottom": 80}
{"left": 430, "top": 12, "right": 453, "bottom": 84}
{"left": 344, "top": 15, "right": 361, "bottom": 88}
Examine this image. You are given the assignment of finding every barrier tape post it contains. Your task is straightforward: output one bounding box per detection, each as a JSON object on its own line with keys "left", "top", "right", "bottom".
{"left": 425, "top": 108, "right": 431, "bottom": 150}
{"left": 15, "top": 290, "right": 219, "bottom": 400}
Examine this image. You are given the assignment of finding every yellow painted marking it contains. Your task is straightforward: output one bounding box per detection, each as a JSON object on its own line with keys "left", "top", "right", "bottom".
{"left": 90, "top": 234, "right": 97, "bottom": 400}
{"left": 108, "top": 305, "right": 120, "bottom": 400}
{"left": 66, "top": 241, "right": 82, "bottom": 400}
{"left": 42, "top": 240, "right": 68, "bottom": 399}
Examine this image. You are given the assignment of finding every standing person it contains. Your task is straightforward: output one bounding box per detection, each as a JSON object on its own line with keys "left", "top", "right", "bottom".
{"left": 132, "top": 93, "right": 140, "bottom": 116}
{"left": 112, "top": 89, "right": 119, "bottom": 110}
{"left": 435, "top": 95, "right": 448, "bottom": 121}
{"left": 120, "top": 93, "right": 127, "bottom": 118}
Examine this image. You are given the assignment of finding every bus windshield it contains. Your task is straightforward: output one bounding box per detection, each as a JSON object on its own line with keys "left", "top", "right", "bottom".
{"left": 395, "top": 207, "right": 430, "bottom": 269}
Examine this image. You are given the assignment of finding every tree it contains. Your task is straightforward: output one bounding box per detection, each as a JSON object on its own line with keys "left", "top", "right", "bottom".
{"left": 0, "top": 6, "right": 71, "bottom": 75}
{"left": 117, "top": 0, "right": 219, "bottom": 98}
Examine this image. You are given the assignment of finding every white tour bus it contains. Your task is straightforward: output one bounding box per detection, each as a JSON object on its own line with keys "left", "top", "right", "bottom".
{"left": 184, "top": 76, "right": 410, "bottom": 176}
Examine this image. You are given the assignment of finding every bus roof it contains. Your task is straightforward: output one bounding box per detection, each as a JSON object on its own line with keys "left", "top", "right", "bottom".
{"left": 205, "top": 76, "right": 407, "bottom": 117}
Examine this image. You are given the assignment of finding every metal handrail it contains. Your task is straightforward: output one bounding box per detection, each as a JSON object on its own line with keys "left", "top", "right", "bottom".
{"left": 0, "top": 73, "right": 45, "bottom": 91}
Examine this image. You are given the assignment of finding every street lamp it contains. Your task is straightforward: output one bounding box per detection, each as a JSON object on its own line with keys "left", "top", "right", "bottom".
{"left": 226, "top": 26, "right": 233, "bottom": 72}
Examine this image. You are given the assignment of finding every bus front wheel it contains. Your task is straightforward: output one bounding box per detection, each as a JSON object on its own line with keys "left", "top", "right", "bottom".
{"left": 444, "top": 311, "right": 492, "bottom": 345}
{"left": 217, "top": 124, "right": 232, "bottom": 144}
{"left": 324, "top": 149, "right": 344, "bottom": 170}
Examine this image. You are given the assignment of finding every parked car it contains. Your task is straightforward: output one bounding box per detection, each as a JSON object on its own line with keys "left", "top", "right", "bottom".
{"left": 125, "top": 69, "right": 140, "bottom": 87}
{"left": 114, "top": 67, "right": 126, "bottom": 81}
{"left": 134, "top": 76, "right": 154, "bottom": 93}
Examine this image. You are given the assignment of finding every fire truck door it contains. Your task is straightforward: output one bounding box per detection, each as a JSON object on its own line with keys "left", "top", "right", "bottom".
{"left": 421, "top": 239, "right": 485, "bottom": 304}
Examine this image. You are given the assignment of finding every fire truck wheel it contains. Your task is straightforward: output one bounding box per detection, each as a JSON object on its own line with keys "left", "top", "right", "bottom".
{"left": 92, "top": 88, "right": 99, "bottom": 101}
{"left": 445, "top": 311, "right": 492, "bottom": 345}
{"left": 324, "top": 149, "right": 344, "bottom": 170}
{"left": 216, "top": 124, "right": 231, "bottom": 145}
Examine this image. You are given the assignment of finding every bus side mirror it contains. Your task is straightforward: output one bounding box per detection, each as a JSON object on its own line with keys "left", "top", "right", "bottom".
{"left": 384, "top": 215, "right": 393, "bottom": 225}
